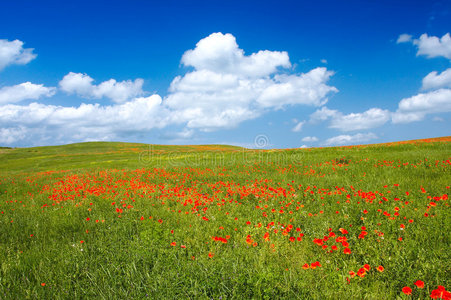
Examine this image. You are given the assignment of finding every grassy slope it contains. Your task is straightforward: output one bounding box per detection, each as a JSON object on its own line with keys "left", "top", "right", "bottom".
{"left": 0, "top": 142, "right": 244, "bottom": 174}
{"left": 0, "top": 137, "right": 450, "bottom": 299}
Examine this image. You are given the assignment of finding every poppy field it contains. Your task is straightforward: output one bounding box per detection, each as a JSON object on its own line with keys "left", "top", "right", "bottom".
{"left": 0, "top": 138, "right": 450, "bottom": 299}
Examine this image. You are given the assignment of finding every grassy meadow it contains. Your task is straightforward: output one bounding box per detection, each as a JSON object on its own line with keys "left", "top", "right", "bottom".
{"left": 0, "top": 138, "right": 450, "bottom": 299}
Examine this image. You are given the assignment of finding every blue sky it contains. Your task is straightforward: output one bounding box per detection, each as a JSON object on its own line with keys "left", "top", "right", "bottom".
{"left": 0, "top": 0, "right": 450, "bottom": 148}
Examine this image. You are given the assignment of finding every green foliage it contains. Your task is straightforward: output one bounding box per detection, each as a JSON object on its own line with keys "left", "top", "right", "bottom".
{"left": 0, "top": 140, "right": 450, "bottom": 299}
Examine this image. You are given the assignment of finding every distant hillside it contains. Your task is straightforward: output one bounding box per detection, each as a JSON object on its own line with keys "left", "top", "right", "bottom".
{"left": 0, "top": 137, "right": 450, "bottom": 174}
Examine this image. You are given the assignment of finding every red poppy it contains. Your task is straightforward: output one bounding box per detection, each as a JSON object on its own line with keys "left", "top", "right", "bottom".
{"left": 343, "top": 248, "right": 351, "bottom": 254}
{"left": 402, "top": 286, "right": 412, "bottom": 295}
{"left": 414, "top": 280, "right": 424, "bottom": 289}
{"left": 377, "top": 265, "right": 384, "bottom": 272}
{"left": 430, "top": 286, "right": 451, "bottom": 299}
{"left": 339, "top": 228, "right": 348, "bottom": 234}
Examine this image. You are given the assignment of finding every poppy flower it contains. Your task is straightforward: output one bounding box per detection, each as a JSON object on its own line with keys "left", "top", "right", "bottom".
{"left": 339, "top": 228, "right": 348, "bottom": 234}
{"left": 377, "top": 265, "right": 384, "bottom": 272}
{"left": 343, "top": 248, "right": 351, "bottom": 254}
{"left": 414, "top": 280, "right": 424, "bottom": 289}
{"left": 302, "top": 264, "right": 309, "bottom": 270}
{"left": 430, "top": 286, "right": 451, "bottom": 299}
{"left": 402, "top": 286, "right": 412, "bottom": 295}
{"left": 357, "top": 268, "right": 366, "bottom": 278}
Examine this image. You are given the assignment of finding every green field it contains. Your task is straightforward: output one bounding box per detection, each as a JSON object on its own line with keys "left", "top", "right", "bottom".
{"left": 0, "top": 138, "right": 450, "bottom": 299}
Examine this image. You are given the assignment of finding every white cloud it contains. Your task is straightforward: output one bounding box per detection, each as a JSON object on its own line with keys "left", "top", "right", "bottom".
{"left": 309, "top": 107, "right": 389, "bottom": 131}
{"left": 323, "top": 132, "right": 377, "bottom": 146}
{"left": 160, "top": 128, "right": 194, "bottom": 140}
{"left": 59, "top": 72, "right": 144, "bottom": 103}
{"left": 422, "top": 68, "right": 451, "bottom": 90}
{"left": 165, "top": 32, "right": 337, "bottom": 131}
{"left": 309, "top": 106, "right": 339, "bottom": 122}
{"left": 329, "top": 108, "right": 390, "bottom": 131}
{"left": 0, "top": 126, "right": 27, "bottom": 145}
{"left": 0, "top": 82, "right": 56, "bottom": 105}
{"left": 0, "top": 33, "right": 340, "bottom": 145}
{"left": 0, "top": 95, "right": 169, "bottom": 145}
{"left": 256, "top": 68, "right": 337, "bottom": 108}
{"left": 396, "top": 34, "right": 412, "bottom": 44}
{"left": 181, "top": 32, "right": 291, "bottom": 77}
{"left": 59, "top": 72, "right": 94, "bottom": 96}
{"left": 301, "top": 136, "right": 318, "bottom": 142}
{"left": 292, "top": 120, "right": 305, "bottom": 132}
{"left": 413, "top": 33, "right": 451, "bottom": 60}
{"left": 392, "top": 88, "right": 451, "bottom": 123}
{"left": 0, "top": 39, "right": 36, "bottom": 71}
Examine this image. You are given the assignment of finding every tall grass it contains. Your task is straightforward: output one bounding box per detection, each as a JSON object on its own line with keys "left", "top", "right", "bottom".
{"left": 0, "top": 139, "right": 450, "bottom": 299}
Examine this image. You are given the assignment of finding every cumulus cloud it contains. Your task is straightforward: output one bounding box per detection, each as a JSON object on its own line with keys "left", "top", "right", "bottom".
{"left": 323, "top": 132, "right": 377, "bottom": 146}
{"left": 59, "top": 72, "right": 144, "bottom": 103}
{"left": 301, "top": 136, "right": 318, "bottom": 142}
{"left": 291, "top": 120, "right": 305, "bottom": 132}
{"left": 392, "top": 88, "right": 451, "bottom": 123}
{"left": 329, "top": 108, "right": 390, "bottom": 131}
{"left": 412, "top": 33, "right": 451, "bottom": 60}
{"left": 165, "top": 32, "right": 337, "bottom": 131}
{"left": 0, "top": 82, "right": 56, "bottom": 105}
{"left": 181, "top": 32, "right": 291, "bottom": 77}
{"left": 0, "top": 126, "right": 27, "bottom": 145}
{"left": 309, "top": 106, "right": 339, "bottom": 123}
{"left": 0, "top": 39, "right": 36, "bottom": 71}
{"left": 0, "top": 33, "right": 339, "bottom": 145}
{"left": 256, "top": 68, "right": 337, "bottom": 109}
{"left": 396, "top": 34, "right": 412, "bottom": 44}
{"left": 422, "top": 68, "right": 451, "bottom": 90}
{"left": 0, "top": 95, "right": 169, "bottom": 145}
{"left": 309, "top": 107, "right": 389, "bottom": 131}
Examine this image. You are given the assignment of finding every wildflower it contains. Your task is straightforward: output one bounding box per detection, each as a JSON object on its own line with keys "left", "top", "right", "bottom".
{"left": 414, "top": 280, "right": 424, "bottom": 289}
{"left": 339, "top": 228, "right": 348, "bottom": 234}
{"left": 402, "top": 286, "right": 412, "bottom": 295}
{"left": 357, "top": 268, "right": 366, "bottom": 278}
{"left": 302, "top": 263, "right": 309, "bottom": 270}
{"left": 311, "top": 261, "right": 321, "bottom": 268}
{"left": 430, "top": 285, "right": 451, "bottom": 299}
{"left": 377, "top": 265, "right": 384, "bottom": 272}
{"left": 208, "top": 252, "right": 214, "bottom": 258}
{"left": 41, "top": 283, "right": 46, "bottom": 286}
{"left": 343, "top": 248, "right": 351, "bottom": 254}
